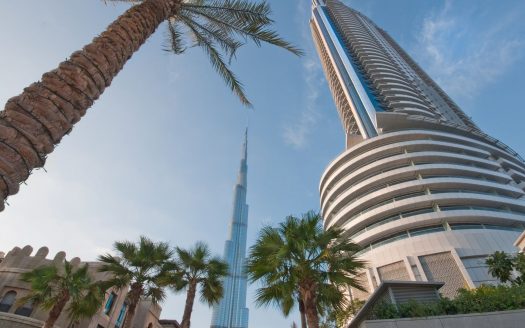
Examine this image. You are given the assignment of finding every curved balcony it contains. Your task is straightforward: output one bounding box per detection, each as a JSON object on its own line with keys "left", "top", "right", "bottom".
{"left": 319, "top": 129, "right": 521, "bottom": 189}
{"left": 333, "top": 192, "right": 525, "bottom": 238}
{"left": 322, "top": 170, "right": 522, "bottom": 221}
{"left": 321, "top": 137, "right": 494, "bottom": 199}
{"left": 320, "top": 129, "right": 525, "bottom": 255}
{"left": 353, "top": 211, "right": 525, "bottom": 251}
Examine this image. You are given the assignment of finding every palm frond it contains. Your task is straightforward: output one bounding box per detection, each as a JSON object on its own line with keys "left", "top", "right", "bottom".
{"left": 179, "top": 14, "right": 251, "bottom": 106}
{"left": 199, "top": 277, "right": 224, "bottom": 306}
{"left": 182, "top": 0, "right": 272, "bottom": 26}
{"left": 145, "top": 286, "right": 167, "bottom": 304}
{"left": 180, "top": 2, "right": 303, "bottom": 56}
{"left": 167, "top": 20, "right": 188, "bottom": 54}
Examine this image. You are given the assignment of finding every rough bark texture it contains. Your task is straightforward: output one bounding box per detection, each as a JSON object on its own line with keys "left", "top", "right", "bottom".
{"left": 300, "top": 282, "right": 319, "bottom": 328}
{"left": 0, "top": 0, "right": 179, "bottom": 210}
{"left": 298, "top": 298, "right": 307, "bottom": 328}
{"left": 122, "top": 283, "right": 144, "bottom": 328}
{"left": 43, "top": 292, "right": 69, "bottom": 328}
{"left": 180, "top": 281, "right": 197, "bottom": 328}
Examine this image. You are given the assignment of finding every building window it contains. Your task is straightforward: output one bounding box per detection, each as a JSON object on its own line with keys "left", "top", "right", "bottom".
{"left": 104, "top": 292, "right": 117, "bottom": 315}
{"left": 14, "top": 300, "right": 33, "bottom": 317}
{"left": 115, "top": 303, "right": 127, "bottom": 328}
{"left": 0, "top": 291, "right": 16, "bottom": 312}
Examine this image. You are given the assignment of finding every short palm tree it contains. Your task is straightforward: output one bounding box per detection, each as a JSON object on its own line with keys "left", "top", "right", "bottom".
{"left": 98, "top": 236, "right": 174, "bottom": 328}
{"left": 18, "top": 261, "right": 104, "bottom": 328}
{"left": 169, "top": 242, "right": 228, "bottom": 328}
{"left": 0, "top": 0, "right": 301, "bottom": 211}
{"left": 247, "top": 211, "right": 365, "bottom": 328}
{"left": 486, "top": 251, "right": 514, "bottom": 283}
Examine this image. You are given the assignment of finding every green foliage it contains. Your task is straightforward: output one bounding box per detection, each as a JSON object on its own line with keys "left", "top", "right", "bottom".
{"left": 97, "top": 236, "right": 174, "bottom": 304}
{"left": 369, "top": 284, "right": 525, "bottom": 320}
{"left": 486, "top": 251, "right": 525, "bottom": 285}
{"left": 19, "top": 260, "right": 104, "bottom": 322}
{"left": 246, "top": 211, "right": 366, "bottom": 324}
{"left": 486, "top": 251, "right": 515, "bottom": 283}
{"left": 105, "top": 0, "right": 303, "bottom": 107}
{"left": 514, "top": 253, "right": 525, "bottom": 285}
{"left": 169, "top": 241, "right": 228, "bottom": 306}
{"left": 320, "top": 299, "right": 365, "bottom": 327}
{"left": 174, "top": 0, "right": 303, "bottom": 106}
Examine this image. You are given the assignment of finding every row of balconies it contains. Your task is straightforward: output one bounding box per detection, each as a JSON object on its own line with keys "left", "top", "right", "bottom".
{"left": 320, "top": 130, "right": 525, "bottom": 254}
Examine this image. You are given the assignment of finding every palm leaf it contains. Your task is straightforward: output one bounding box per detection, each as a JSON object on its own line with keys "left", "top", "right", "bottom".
{"left": 179, "top": 14, "right": 251, "bottom": 106}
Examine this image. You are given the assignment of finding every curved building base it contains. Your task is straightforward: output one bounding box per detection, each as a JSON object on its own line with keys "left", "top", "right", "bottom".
{"left": 320, "top": 122, "right": 525, "bottom": 299}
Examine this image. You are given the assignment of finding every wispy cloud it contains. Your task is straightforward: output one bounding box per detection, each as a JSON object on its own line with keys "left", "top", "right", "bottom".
{"left": 283, "top": 58, "right": 323, "bottom": 149}
{"left": 283, "top": 0, "right": 325, "bottom": 149}
{"left": 414, "top": 0, "right": 525, "bottom": 102}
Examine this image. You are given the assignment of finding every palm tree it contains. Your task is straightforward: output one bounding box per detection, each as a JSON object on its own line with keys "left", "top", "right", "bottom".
{"left": 18, "top": 261, "right": 104, "bottom": 328}
{"left": 247, "top": 211, "right": 365, "bottom": 328}
{"left": 98, "top": 236, "right": 174, "bottom": 328}
{"left": 0, "top": 0, "right": 302, "bottom": 211}
{"left": 169, "top": 242, "right": 228, "bottom": 328}
{"left": 486, "top": 251, "right": 514, "bottom": 283}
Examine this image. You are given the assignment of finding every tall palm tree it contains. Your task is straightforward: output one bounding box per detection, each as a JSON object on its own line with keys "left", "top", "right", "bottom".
{"left": 18, "top": 261, "right": 104, "bottom": 328}
{"left": 98, "top": 236, "right": 174, "bottom": 328}
{"left": 169, "top": 242, "right": 228, "bottom": 328}
{"left": 0, "top": 0, "right": 301, "bottom": 211}
{"left": 247, "top": 211, "right": 365, "bottom": 328}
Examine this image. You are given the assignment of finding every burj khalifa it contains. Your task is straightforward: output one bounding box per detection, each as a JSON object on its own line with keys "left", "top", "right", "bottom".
{"left": 210, "top": 130, "right": 249, "bottom": 328}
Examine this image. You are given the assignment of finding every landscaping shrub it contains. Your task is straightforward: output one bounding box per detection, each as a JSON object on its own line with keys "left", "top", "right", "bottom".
{"left": 369, "top": 284, "right": 525, "bottom": 320}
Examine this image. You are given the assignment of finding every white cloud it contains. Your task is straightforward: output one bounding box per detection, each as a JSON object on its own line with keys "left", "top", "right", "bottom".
{"left": 283, "top": 57, "right": 323, "bottom": 149}
{"left": 414, "top": 0, "right": 525, "bottom": 101}
{"left": 283, "top": 0, "right": 325, "bottom": 149}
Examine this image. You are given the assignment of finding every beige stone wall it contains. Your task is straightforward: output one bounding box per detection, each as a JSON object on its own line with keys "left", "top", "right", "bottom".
{"left": 0, "top": 312, "right": 49, "bottom": 328}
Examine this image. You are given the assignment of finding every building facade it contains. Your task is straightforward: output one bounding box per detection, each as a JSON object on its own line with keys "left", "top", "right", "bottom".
{"left": 0, "top": 245, "right": 163, "bottom": 328}
{"left": 311, "top": 0, "right": 525, "bottom": 299}
{"left": 210, "top": 131, "right": 249, "bottom": 328}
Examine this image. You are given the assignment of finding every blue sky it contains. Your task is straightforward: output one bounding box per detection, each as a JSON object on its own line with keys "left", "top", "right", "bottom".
{"left": 0, "top": 0, "right": 524, "bottom": 327}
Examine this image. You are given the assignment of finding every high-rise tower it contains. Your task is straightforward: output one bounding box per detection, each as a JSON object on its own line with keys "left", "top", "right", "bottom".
{"left": 311, "top": 0, "right": 525, "bottom": 299}
{"left": 210, "top": 130, "right": 249, "bottom": 328}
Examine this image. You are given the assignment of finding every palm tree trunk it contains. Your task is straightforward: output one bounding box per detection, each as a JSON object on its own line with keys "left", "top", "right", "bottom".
{"left": 0, "top": 0, "right": 180, "bottom": 210}
{"left": 180, "top": 281, "right": 197, "bottom": 328}
{"left": 43, "top": 293, "right": 69, "bottom": 328}
{"left": 298, "top": 298, "right": 307, "bottom": 328}
{"left": 122, "top": 301, "right": 138, "bottom": 328}
{"left": 122, "top": 283, "right": 143, "bottom": 328}
{"left": 300, "top": 284, "right": 319, "bottom": 328}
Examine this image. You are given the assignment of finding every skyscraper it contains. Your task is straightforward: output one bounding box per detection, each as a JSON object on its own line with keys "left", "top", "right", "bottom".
{"left": 210, "top": 130, "right": 249, "bottom": 328}
{"left": 311, "top": 0, "right": 525, "bottom": 299}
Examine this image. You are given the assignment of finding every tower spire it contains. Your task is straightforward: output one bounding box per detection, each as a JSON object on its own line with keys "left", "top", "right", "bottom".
{"left": 237, "top": 128, "right": 248, "bottom": 188}
{"left": 242, "top": 127, "right": 248, "bottom": 161}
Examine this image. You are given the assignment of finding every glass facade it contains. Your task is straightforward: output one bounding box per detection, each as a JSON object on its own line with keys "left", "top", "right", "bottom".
{"left": 210, "top": 131, "right": 249, "bottom": 328}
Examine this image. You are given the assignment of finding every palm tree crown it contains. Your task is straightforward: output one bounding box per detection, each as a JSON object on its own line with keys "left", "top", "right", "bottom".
{"left": 107, "top": 0, "right": 303, "bottom": 106}
{"left": 19, "top": 261, "right": 104, "bottom": 328}
{"left": 0, "top": 0, "right": 301, "bottom": 210}
{"left": 98, "top": 236, "right": 174, "bottom": 328}
{"left": 170, "top": 241, "right": 228, "bottom": 328}
{"left": 247, "top": 211, "right": 365, "bottom": 328}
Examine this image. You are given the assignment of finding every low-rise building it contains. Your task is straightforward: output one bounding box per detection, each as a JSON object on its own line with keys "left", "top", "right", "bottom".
{"left": 0, "top": 245, "right": 170, "bottom": 328}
